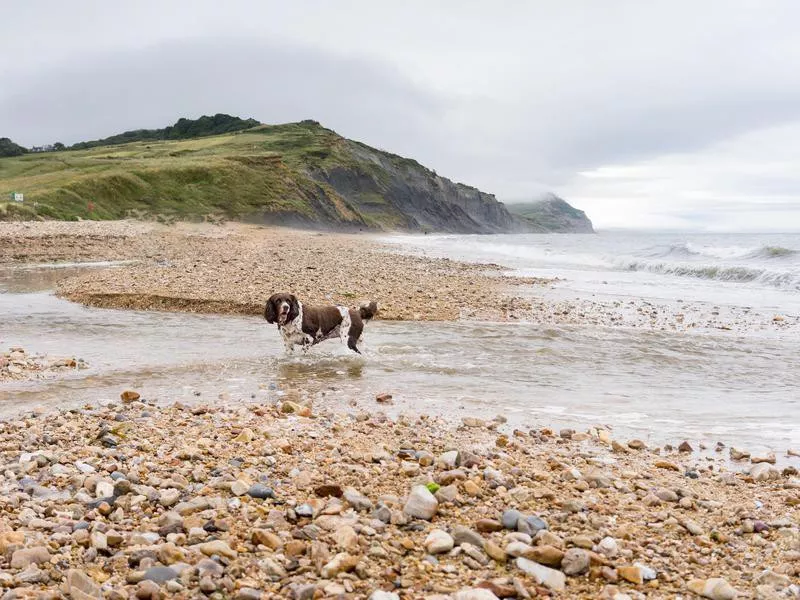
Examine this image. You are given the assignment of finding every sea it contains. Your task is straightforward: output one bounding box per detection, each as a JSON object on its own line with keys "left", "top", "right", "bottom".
{"left": 380, "top": 231, "right": 800, "bottom": 316}
{"left": 1, "top": 231, "right": 799, "bottom": 462}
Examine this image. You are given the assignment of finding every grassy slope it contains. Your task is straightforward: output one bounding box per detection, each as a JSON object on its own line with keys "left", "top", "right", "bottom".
{"left": 0, "top": 121, "right": 375, "bottom": 225}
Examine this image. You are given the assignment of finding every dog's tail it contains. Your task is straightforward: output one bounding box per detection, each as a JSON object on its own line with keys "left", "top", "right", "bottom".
{"left": 359, "top": 301, "right": 378, "bottom": 321}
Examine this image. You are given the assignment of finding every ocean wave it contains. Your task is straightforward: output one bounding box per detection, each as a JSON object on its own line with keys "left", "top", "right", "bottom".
{"left": 754, "top": 246, "right": 797, "bottom": 258}
{"left": 618, "top": 259, "right": 799, "bottom": 288}
{"left": 642, "top": 242, "right": 797, "bottom": 261}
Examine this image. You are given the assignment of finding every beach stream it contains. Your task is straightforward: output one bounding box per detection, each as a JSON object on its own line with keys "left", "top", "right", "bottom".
{"left": 1, "top": 262, "right": 798, "bottom": 463}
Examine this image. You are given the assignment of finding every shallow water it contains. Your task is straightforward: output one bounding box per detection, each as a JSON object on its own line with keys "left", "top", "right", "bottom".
{"left": 1, "top": 263, "right": 798, "bottom": 462}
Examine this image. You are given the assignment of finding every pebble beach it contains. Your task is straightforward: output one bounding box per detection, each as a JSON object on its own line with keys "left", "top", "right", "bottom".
{"left": 0, "top": 221, "right": 798, "bottom": 599}
{"left": 0, "top": 395, "right": 798, "bottom": 599}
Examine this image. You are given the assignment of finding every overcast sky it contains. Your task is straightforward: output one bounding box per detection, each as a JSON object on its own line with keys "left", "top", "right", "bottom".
{"left": 2, "top": 1, "right": 800, "bottom": 231}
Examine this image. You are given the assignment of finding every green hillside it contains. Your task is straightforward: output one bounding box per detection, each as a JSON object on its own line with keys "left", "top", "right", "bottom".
{"left": 0, "top": 121, "right": 374, "bottom": 225}
{"left": 0, "top": 118, "right": 528, "bottom": 232}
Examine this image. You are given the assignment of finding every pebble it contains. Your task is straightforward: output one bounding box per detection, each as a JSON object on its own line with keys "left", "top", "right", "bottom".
{"left": 198, "top": 540, "right": 237, "bottom": 560}
{"left": 597, "top": 536, "right": 619, "bottom": 558}
{"left": 656, "top": 488, "right": 679, "bottom": 502}
{"left": 333, "top": 525, "right": 359, "bottom": 553}
{"left": 518, "top": 515, "right": 548, "bottom": 535}
{"left": 751, "top": 454, "right": 776, "bottom": 464}
{"left": 142, "top": 566, "right": 179, "bottom": 584}
{"left": 320, "top": 552, "right": 359, "bottom": 578}
{"left": 453, "top": 589, "right": 501, "bottom": 600}
{"left": 501, "top": 509, "right": 522, "bottom": 530}
{"left": 247, "top": 483, "right": 274, "bottom": 499}
{"left": 343, "top": 487, "right": 373, "bottom": 511}
{"left": 515, "top": 557, "right": 566, "bottom": 592}
{"left": 424, "top": 529, "right": 454, "bottom": 554}
{"left": 135, "top": 580, "right": 161, "bottom": 600}
{"left": 463, "top": 481, "right": 481, "bottom": 498}
{"left": 159, "top": 488, "right": 180, "bottom": 507}
{"left": 561, "top": 548, "right": 591, "bottom": 575}
{"left": 66, "top": 569, "right": 102, "bottom": 600}
{"left": 681, "top": 519, "right": 705, "bottom": 536}
{"left": 475, "top": 518, "right": 503, "bottom": 533}
{"left": 236, "top": 588, "right": 263, "bottom": 600}
{"left": 10, "top": 546, "right": 51, "bottom": 569}
{"left": 730, "top": 448, "right": 750, "bottom": 461}
{"left": 618, "top": 565, "right": 644, "bottom": 585}
{"left": 438, "top": 450, "right": 459, "bottom": 468}
{"left": 452, "top": 525, "right": 485, "bottom": 548}
{"left": 687, "top": 577, "right": 740, "bottom": 600}
{"left": 485, "top": 540, "right": 506, "bottom": 563}
{"left": 230, "top": 480, "right": 249, "bottom": 496}
{"left": 403, "top": 485, "right": 438, "bottom": 520}
{"left": 369, "top": 592, "right": 400, "bottom": 600}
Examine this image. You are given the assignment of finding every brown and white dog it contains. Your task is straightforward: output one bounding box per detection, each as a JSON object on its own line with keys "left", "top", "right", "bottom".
{"left": 265, "top": 293, "right": 378, "bottom": 354}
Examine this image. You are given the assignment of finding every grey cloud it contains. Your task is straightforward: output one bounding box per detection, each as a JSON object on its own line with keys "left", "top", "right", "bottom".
{"left": 0, "top": 39, "right": 445, "bottom": 154}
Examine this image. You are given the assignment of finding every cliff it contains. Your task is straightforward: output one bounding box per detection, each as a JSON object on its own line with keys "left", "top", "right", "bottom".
{"left": 506, "top": 194, "right": 594, "bottom": 233}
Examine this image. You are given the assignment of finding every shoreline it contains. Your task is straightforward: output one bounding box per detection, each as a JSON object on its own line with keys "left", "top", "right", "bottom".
{"left": 2, "top": 220, "right": 796, "bottom": 333}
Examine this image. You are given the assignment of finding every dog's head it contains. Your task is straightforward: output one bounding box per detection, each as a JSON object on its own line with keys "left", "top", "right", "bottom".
{"left": 265, "top": 293, "right": 300, "bottom": 325}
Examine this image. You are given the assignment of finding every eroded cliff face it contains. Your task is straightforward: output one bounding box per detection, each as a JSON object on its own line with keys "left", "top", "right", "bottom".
{"left": 307, "top": 140, "right": 527, "bottom": 233}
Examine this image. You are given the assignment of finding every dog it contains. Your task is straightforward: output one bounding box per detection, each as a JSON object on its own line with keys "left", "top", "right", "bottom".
{"left": 265, "top": 293, "right": 378, "bottom": 354}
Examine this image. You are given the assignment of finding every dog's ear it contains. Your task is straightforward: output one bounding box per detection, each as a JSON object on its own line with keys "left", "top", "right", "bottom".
{"left": 264, "top": 297, "right": 277, "bottom": 323}
{"left": 287, "top": 294, "right": 300, "bottom": 323}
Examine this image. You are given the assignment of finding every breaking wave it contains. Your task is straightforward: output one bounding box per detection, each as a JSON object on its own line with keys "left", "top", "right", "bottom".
{"left": 643, "top": 242, "right": 797, "bottom": 261}
{"left": 617, "top": 259, "right": 799, "bottom": 289}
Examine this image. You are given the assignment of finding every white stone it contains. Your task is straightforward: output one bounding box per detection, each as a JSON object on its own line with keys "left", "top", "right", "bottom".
{"left": 437, "top": 451, "right": 459, "bottom": 468}
{"left": 515, "top": 557, "right": 566, "bottom": 592}
{"left": 369, "top": 592, "right": 400, "bottom": 600}
{"left": 424, "top": 529, "right": 454, "bottom": 554}
{"left": 159, "top": 489, "right": 181, "bottom": 507}
{"left": 687, "top": 577, "right": 740, "bottom": 600}
{"left": 403, "top": 485, "right": 438, "bottom": 520}
{"left": 453, "top": 589, "right": 501, "bottom": 600}
{"left": 597, "top": 536, "right": 619, "bottom": 558}
{"left": 95, "top": 481, "right": 114, "bottom": 498}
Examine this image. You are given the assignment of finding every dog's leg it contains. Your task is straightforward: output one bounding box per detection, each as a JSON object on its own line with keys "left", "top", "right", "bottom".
{"left": 347, "top": 335, "right": 361, "bottom": 354}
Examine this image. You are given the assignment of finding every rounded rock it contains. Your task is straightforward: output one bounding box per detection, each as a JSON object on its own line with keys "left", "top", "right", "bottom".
{"left": 424, "top": 529, "right": 454, "bottom": 554}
